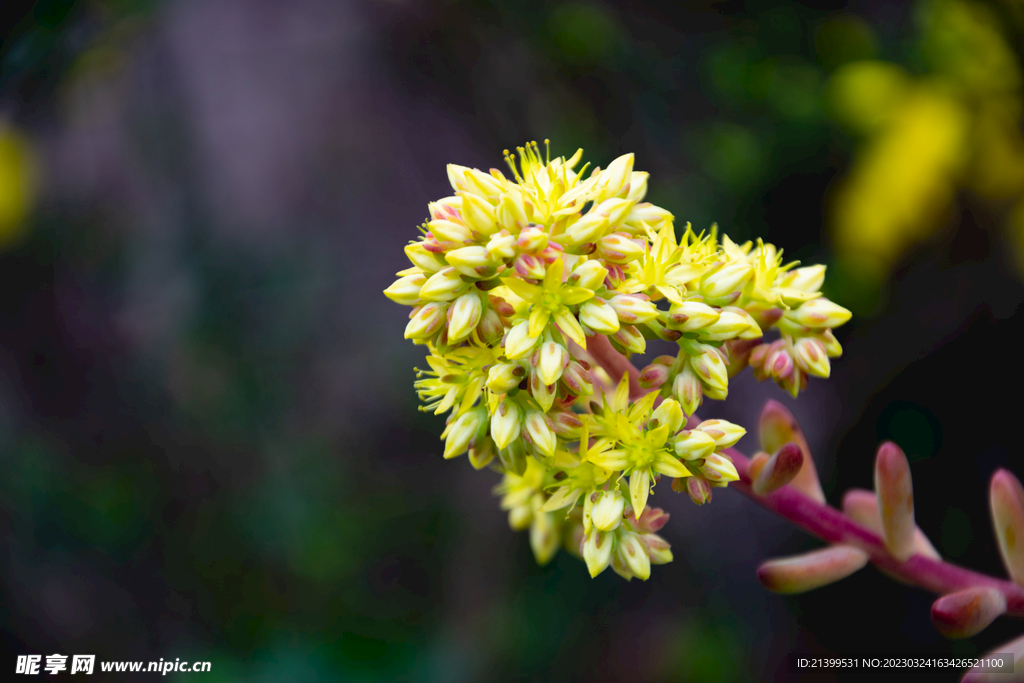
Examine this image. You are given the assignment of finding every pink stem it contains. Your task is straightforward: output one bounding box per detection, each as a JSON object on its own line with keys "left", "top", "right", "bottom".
{"left": 585, "top": 334, "right": 1024, "bottom": 616}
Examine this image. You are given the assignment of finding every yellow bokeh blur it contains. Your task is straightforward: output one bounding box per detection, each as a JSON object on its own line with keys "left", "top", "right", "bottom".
{"left": 0, "top": 125, "right": 36, "bottom": 249}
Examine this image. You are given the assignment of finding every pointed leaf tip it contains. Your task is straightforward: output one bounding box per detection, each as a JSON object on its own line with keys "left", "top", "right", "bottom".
{"left": 990, "top": 468, "right": 1024, "bottom": 585}
{"left": 874, "top": 441, "right": 916, "bottom": 562}
{"left": 931, "top": 587, "right": 1006, "bottom": 639}
{"left": 757, "top": 545, "right": 868, "bottom": 594}
{"left": 751, "top": 442, "right": 803, "bottom": 496}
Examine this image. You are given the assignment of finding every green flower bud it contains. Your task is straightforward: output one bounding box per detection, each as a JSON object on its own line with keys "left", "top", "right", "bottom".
{"left": 404, "top": 242, "right": 447, "bottom": 273}
{"left": 694, "top": 419, "right": 746, "bottom": 448}
{"left": 608, "top": 294, "right": 659, "bottom": 324}
{"left": 563, "top": 213, "right": 610, "bottom": 247}
{"left": 783, "top": 298, "right": 852, "bottom": 329}
{"left": 383, "top": 272, "right": 426, "bottom": 306}
{"left": 469, "top": 436, "right": 497, "bottom": 470}
{"left": 491, "top": 399, "right": 522, "bottom": 450}
{"left": 459, "top": 190, "right": 500, "bottom": 237}
{"left": 477, "top": 308, "right": 505, "bottom": 345}
{"left": 524, "top": 410, "right": 557, "bottom": 457}
{"left": 428, "top": 218, "right": 473, "bottom": 244}
{"left": 579, "top": 298, "right": 620, "bottom": 334}
{"left": 487, "top": 362, "right": 524, "bottom": 393}
{"left": 419, "top": 266, "right": 469, "bottom": 302}
{"left": 444, "top": 406, "right": 486, "bottom": 459}
{"left": 674, "top": 429, "right": 717, "bottom": 460}
{"left": 591, "top": 490, "right": 625, "bottom": 532}
{"left": 689, "top": 345, "right": 729, "bottom": 397}
{"left": 700, "top": 453, "right": 740, "bottom": 483}
{"left": 610, "top": 325, "right": 645, "bottom": 354}
{"left": 405, "top": 302, "right": 448, "bottom": 339}
{"left": 641, "top": 533, "right": 673, "bottom": 565}
{"left": 486, "top": 231, "right": 517, "bottom": 260}
{"left": 669, "top": 301, "right": 720, "bottom": 331}
{"left": 446, "top": 246, "right": 495, "bottom": 278}
{"left": 583, "top": 529, "right": 614, "bottom": 578}
{"left": 536, "top": 341, "right": 568, "bottom": 386}
{"left": 448, "top": 292, "right": 483, "bottom": 342}
{"left": 616, "top": 530, "right": 651, "bottom": 581}
{"left": 650, "top": 399, "right": 684, "bottom": 433}
{"left": 567, "top": 259, "right": 608, "bottom": 290}
{"left": 673, "top": 364, "right": 703, "bottom": 416}
{"left": 699, "top": 310, "right": 754, "bottom": 341}
{"left": 530, "top": 510, "right": 560, "bottom": 566}
{"left": 793, "top": 337, "right": 830, "bottom": 378}
{"left": 504, "top": 320, "right": 541, "bottom": 359}
{"left": 701, "top": 262, "right": 753, "bottom": 302}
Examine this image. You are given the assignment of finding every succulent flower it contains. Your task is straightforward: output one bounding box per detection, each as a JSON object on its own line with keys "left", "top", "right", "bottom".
{"left": 385, "top": 142, "right": 850, "bottom": 579}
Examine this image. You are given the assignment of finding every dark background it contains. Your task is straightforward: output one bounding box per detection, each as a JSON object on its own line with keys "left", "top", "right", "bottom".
{"left": 1, "top": 0, "right": 1023, "bottom": 681}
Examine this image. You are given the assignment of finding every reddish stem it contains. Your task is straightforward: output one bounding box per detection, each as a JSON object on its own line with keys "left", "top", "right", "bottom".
{"left": 586, "top": 335, "right": 1024, "bottom": 616}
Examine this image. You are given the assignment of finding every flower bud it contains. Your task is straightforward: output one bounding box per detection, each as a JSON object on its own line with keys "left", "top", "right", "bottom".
{"left": 596, "top": 233, "right": 645, "bottom": 263}
{"left": 550, "top": 410, "right": 583, "bottom": 438}
{"left": 674, "top": 429, "right": 717, "bottom": 460}
{"left": 779, "top": 264, "right": 826, "bottom": 294}
{"left": 459, "top": 190, "right": 499, "bottom": 237}
{"left": 508, "top": 501, "right": 532, "bottom": 530}
{"left": 446, "top": 246, "right": 495, "bottom": 278}
{"left": 874, "top": 441, "right": 916, "bottom": 562}
{"left": 650, "top": 399, "right": 684, "bottom": 433}
{"left": 673, "top": 364, "right": 703, "bottom": 416}
{"left": 608, "top": 294, "right": 659, "bottom": 324}
{"left": 793, "top": 337, "right": 830, "bottom": 378}
{"left": 405, "top": 302, "right": 448, "bottom": 339}
{"left": 625, "top": 203, "right": 673, "bottom": 231}
{"left": 604, "top": 264, "right": 627, "bottom": 290}
{"left": 641, "top": 533, "right": 673, "bottom": 564}
{"left": 598, "top": 154, "right": 634, "bottom": 201}
{"left": 383, "top": 272, "right": 426, "bottom": 305}
{"left": 668, "top": 301, "right": 720, "bottom": 331}
{"left": 517, "top": 225, "right": 548, "bottom": 253}
{"left": 446, "top": 163, "right": 472, "bottom": 193}
{"left": 524, "top": 410, "right": 557, "bottom": 457}
{"left": 700, "top": 453, "right": 740, "bottom": 483}
{"left": 636, "top": 507, "right": 670, "bottom": 533}
{"left": 485, "top": 231, "right": 517, "bottom": 260}
{"left": 821, "top": 329, "right": 843, "bottom": 358}
{"left": 694, "top": 419, "right": 746, "bottom": 448}
{"left": 626, "top": 172, "right": 649, "bottom": 203}
{"left": 529, "top": 370, "right": 557, "bottom": 412}
{"left": 591, "top": 490, "right": 626, "bottom": 532}
{"left": 757, "top": 546, "right": 869, "bottom": 594}
{"left": 419, "top": 266, "right": 469, "bottom": 302}
{"left": 498, "top": 437, "right": 527, "bottom": 476}
{"left": 990, "top": 469, "right": 1024, "bottom": 585}
{"left": 530, "top": 509, "right": 560, "bottom": 566}
{"left": 563, "top": 213, "right": 610, "bottom": 247}
{"left": 514, "top": 254, "right": 546, "bottom": 280}
{"left": 583, "top": 530, "right": 614, "bottom": 577}
{"left": 444, "top": 406, "right": 486, "bottom": 459}
{"left": 448, "top": 292, "right": 483, "bottom": 342}
{"left": 638, "top": 362, "right": 669, "bottom": 390}
{"left": 579, "top": 298, "right": 620, "bottom": 334}
{"left": 477, "top": 308, "right": 505, "bottom": 345}
{"left": 428, "top": 218, "right": 473, "bottom": 245}
{"left": 504, "top": 320, "right": 541, "bottom": 359}
{"left": 616, "top": 530, "right": 651, "bottom": 581}
{"left": 469, "top": 436, "right": 497, "bottom": 470}
{"left": 561, "top": 360, "right": 594, "bottom": 396}
{"left": 496, "top": 188, "right": 530, "bottom": 231}
{"left": 487, "top": 363, "right": 524, "bottom": 393}
{"left": 460, "top": 167, "right": 503, "bottom": 198}
{"left": 491, "top": 399, "right": 522, "bottom": 450}
{"left": 405, "top": 242, "right": 447, "bottom": 273}
{"left": 931, "top": 587, "right": 1007, "bottom": 639}
{"left": 685, "top": 476, "right": 713, "bottom": 505}
{"left": 689, "top": 346, "right": 729, "bottom": 396}
{"left": 699, "top": 310, "right": 754, "bottom": 341}
{"left": 536, "top": 341, "right": 569, "bottom": 386}
{"left": 567, "top": 259, "right": 608, "bottom": 290}
{"left": 783, "top": 297, "right": 852, "bottom": 329}
{"left": 610, "top": 325, "right": 645, "bottom": 354}
{"left": 428, "top": 196, "right": 462, "bottom": 222}
{"left": 489, "top": 294, "right": 516, "bottom": 318}
{"left": 700, "top": 262, "right": 753, "bottom": 302}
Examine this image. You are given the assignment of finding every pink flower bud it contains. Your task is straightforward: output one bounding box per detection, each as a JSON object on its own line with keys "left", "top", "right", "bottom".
{"left": 685, "top": 476, "right": 713, "bottom": 505}
{"left": 514, "top": 254, "right": 546, "bottom": 280}
{"left": 550, "top": 410, "right": 583, "bottom": 438}
{"left": 758, "top": 400, "right": 825, "bottom": 503}
{"left": 638, "top": 362, "right": 670, "bottom": 389}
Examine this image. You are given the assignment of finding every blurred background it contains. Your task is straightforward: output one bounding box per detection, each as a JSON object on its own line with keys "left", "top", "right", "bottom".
{"left": 2, "top": 0, "right": 1024, "bottom": 680}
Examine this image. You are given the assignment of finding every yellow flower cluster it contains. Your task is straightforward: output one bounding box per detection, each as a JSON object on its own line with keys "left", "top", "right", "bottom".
{"left": 384, "top": 142, "right": 851, "bottom": 580}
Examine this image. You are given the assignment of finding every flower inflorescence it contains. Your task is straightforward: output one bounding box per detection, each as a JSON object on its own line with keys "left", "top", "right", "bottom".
{"left": 384, "top": 142, "right": 851, "bottom": 580}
